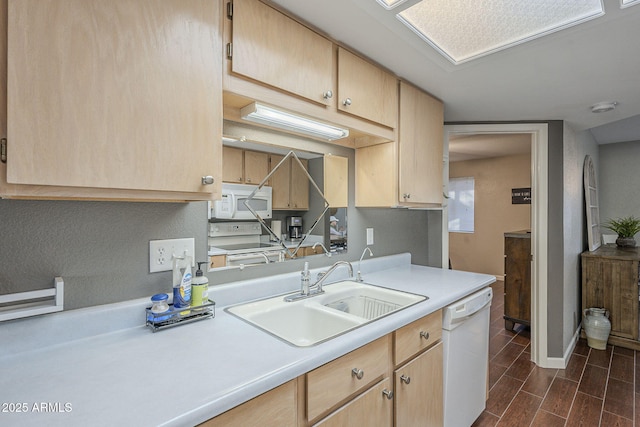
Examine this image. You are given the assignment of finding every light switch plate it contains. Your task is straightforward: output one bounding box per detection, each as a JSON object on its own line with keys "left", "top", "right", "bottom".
{"left": 149, "top": 238, "right": 195, "bottom": 273}
{"left": 366, "top": 228, "right": 374, "bottom": 245}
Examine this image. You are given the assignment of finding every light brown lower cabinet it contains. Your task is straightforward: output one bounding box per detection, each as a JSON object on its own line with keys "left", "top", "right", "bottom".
{"left": 394, "top": 342, "right": 443, "bottom": 427}
{"left": 201, "top": 310, "right": 443, "bottom": 426}
{"left": 198, "top": 379, "right": 297, "bottom": 427}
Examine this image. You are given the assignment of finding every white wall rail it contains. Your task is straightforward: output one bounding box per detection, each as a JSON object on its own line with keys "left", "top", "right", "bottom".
{"left": 0, "top": 277, "right": 64, "bottom": 322}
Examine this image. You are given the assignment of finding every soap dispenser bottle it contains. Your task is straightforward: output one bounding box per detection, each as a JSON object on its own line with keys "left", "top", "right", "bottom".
{"left": 191, "top": 262, "right": 209, "bottom": 308}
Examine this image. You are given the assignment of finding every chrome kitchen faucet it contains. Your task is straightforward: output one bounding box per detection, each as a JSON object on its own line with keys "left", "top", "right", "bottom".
{"left": 284, "top": 261, "right": 353, "bottom": 302}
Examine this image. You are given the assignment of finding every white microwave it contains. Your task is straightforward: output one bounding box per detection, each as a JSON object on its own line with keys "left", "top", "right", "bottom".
{"left": 209, "top": 183, "right": 272, "bottom": 220}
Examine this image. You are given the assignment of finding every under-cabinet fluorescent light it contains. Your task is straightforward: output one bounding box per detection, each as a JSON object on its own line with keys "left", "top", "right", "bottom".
{"left": 240, "top": 102, "right": 349, "bottom": 141}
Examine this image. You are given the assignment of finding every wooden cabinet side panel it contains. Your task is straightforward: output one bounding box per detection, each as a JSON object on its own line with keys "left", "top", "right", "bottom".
{"left": 337, "top": 47, "right": 397, "bottom": 128}
{"left": 355, "top": 142, "right": 396, "bottom": 207}
{"left": 324, "top": 155, "right": 349, "bottom": 208}
{"left": 222, "top": 146, "right": 244, "bottom": 183}
{"left": 398, "top": 81, "right": 443, "bottom": 204}
{"left": 307, "top": 336, "right": 391, "bottom": 422}
{"left": 394, "top": 342, "right": 443, "bottom": 427}
{"left": 7, "top": 0, "right": 221, "bottom": 193}
{"left": 312, "top": 378, "right": 392, "bottom": 427}
{"left": 232, "top": 0, "right": 333, "bottom": 105}
{"left": 504, "top": 236, "right": 531, "bottom": 324}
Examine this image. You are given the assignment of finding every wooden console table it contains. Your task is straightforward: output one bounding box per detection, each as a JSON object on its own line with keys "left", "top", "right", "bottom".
{"left": 581, "top": 245, "right": 640, "bottom": 350}
{"left": 504, "top": 230, "right": 531, "bottom": 331}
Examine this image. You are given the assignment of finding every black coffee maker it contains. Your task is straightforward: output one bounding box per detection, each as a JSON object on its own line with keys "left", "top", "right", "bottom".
{"left": 287, "top": 216, "right": 303, "bottom": 241}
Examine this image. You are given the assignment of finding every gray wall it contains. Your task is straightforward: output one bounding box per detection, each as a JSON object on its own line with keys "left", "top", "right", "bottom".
{"left": 546, "top": 121, "right": 565, "bottom": 357}
{"left": 599, "top": 140, "right": 640, "bottom": 233}
{"left": 0, "top": 127, "right": 440, "bottom": 311}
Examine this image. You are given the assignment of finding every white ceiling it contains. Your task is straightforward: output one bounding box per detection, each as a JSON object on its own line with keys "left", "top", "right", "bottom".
{"left": 268, "top": 0, "right": 640, "bottom": 144}
{"left": 449, "top": 133, "right": 531, "bottom": 162}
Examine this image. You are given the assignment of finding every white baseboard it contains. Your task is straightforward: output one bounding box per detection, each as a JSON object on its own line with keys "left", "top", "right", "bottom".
{"left": 542, "top": 326, "right": 580, "bottom": 369}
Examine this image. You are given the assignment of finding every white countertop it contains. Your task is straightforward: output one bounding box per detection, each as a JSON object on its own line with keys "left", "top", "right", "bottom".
{"left": 0, "top": 253, "right": 494, "bottom": 427}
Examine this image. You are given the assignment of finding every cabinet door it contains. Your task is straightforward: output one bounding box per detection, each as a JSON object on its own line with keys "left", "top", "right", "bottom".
{"left": 244, "top": 150, "right": 269, "bottom": 185}
{"left": 338, "top": 47, "right": 398, "bottom": 128}
{"left": 312, "top": 378, "right": 393, "bottom": 427}
{"left": 394, "top": 342, "right": 443, "bottom": 427}
{"left": 6, "top": 0, "right": 221, "bottom": 195}
{"left": 398, "top": 82, "right": 443, "bottom": 205}
{"left": 231, "top": 0, "right": 334, "bottom": 105}
{"left": 290, "top": 158, "right": 309, "bottom": 210}
{"left": 223, "top": 146, "right": 244, "bottom": 183}
{"left": 270, "top": 154, "right": 291, "bottom": 209}
{"left": 199, "top": 380, "right": 297, "bottom": 427}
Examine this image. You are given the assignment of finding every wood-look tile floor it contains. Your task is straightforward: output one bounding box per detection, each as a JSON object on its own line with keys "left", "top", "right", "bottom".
{"left": 472, "top": 280, "right": 638, "bottom": 427}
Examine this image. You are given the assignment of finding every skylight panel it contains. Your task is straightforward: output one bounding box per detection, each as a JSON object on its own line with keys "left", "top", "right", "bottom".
{"left": 375, "top": 0, "right": 410, "bottom": 10}
{"left": 396, "top": 0, "right": 605, "bottom": 64}
{"left": 621, "top": 0, "right": 640, "bottom": 8}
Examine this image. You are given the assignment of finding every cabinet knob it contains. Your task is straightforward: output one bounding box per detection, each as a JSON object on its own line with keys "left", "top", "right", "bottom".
{"left": 382, "top": 389, "right": 394, "bottom": 400}
{"left": 246, "top": 178, "right": 252, "bottom": 183}
{"left": 400, "top": 375, "right": 411, "bottom": 384}
{"left": 420, "top": 331, "right": 430, "bottom": 340}
{"left": 403, "top": 193, "right": 411, "bottom": 200}
{"left": 201, "top": 176, "right": 214, "bottom": 185}
{"left": 342, "top": 98, "right": 352, "bottom": 106}
{"left": 323, "top": 90, "right": 333, "bottom": 99}
{"left": 351, "top": 368, "right": 364, "bottom": 380}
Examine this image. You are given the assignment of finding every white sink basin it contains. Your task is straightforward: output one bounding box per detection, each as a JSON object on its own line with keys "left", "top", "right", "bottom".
{"left": 226, "top": 281, "right": 426, "bottom": 346}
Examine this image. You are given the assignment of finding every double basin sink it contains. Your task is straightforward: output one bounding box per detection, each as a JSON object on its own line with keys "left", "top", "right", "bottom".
{"left": 226, "top": 280, "right": 427, "bottom": 347}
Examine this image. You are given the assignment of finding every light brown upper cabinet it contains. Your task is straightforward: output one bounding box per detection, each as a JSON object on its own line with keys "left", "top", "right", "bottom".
{"left": 270, "top": 154, "right": 309, "bottom": 210}
{"left": 355, "top": 83, "right": 443, "bottom": 207}
{"left": 229, "top": 0, "right": 334, "bottom": 106}
{"left": 223, "top": 0, "right": 396, "bottom": 145}
{"left": 337, "top": 48, "right": 398, "bottom": 129}
{"left": 398, "top": 81, "right": 444, "bottom": 205}
{"left": 222, "top": 146, "right": 245, "bottom": 184}
{"left": 324, "top": 155, "right": 348, "bottom": 208}
{"left": 1, "top": 0, "right": 222, "bottom": 201}
{"left": 223, "top": 147, "right": 269, "bottom": 185}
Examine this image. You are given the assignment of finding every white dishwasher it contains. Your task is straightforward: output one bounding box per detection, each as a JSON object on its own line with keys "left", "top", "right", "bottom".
{"left": 442, "top": 287, "right": 493, "bottom": 427}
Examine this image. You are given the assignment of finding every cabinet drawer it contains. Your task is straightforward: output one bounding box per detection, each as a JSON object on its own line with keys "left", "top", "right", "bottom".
{"left": 199, "top": 379, "right": 297, "bottom": 427}
{"left": 394, "top": 310, "right": 442, "bottom": 366}
{"left": 307, "top": 335, "right": 390, "bottom": 422}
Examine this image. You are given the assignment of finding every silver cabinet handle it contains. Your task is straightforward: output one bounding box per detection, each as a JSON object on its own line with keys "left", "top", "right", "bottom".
{"left": 343, "top": 98, "right": 352, "bottom": 106}
{"left": 351, "top": 368, "right": 364, "bottom": 380}
{"left": 400, "top": 375, "right": 411, "bottom": 384}
{"left": 382, "top": 389, "right": 394, "bottom": 400}
{"left": 323, "top": 90, "right": 333, "bottom": 99}
{"left": 201, "top": 176, "right": 214, "bottom": 185}
{"left": 420, "top": 331, "right": 430, "bottom": 340}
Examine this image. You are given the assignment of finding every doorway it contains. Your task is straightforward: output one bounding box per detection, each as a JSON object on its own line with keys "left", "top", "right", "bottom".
{"left": 443, "top": 124, "right": 550, "bottom": 368}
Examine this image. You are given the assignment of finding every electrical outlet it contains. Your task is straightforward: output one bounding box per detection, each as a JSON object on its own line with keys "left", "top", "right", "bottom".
{"left": 149, "top": 238, "right": 195, "bottom": 273}
{"left": 366, "top": 228, "right": 374, "bottom": 245}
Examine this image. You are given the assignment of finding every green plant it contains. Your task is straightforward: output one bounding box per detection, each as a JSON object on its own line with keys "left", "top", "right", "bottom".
{"left": 603, "top": 216, "right": 640, "bottom": 238}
